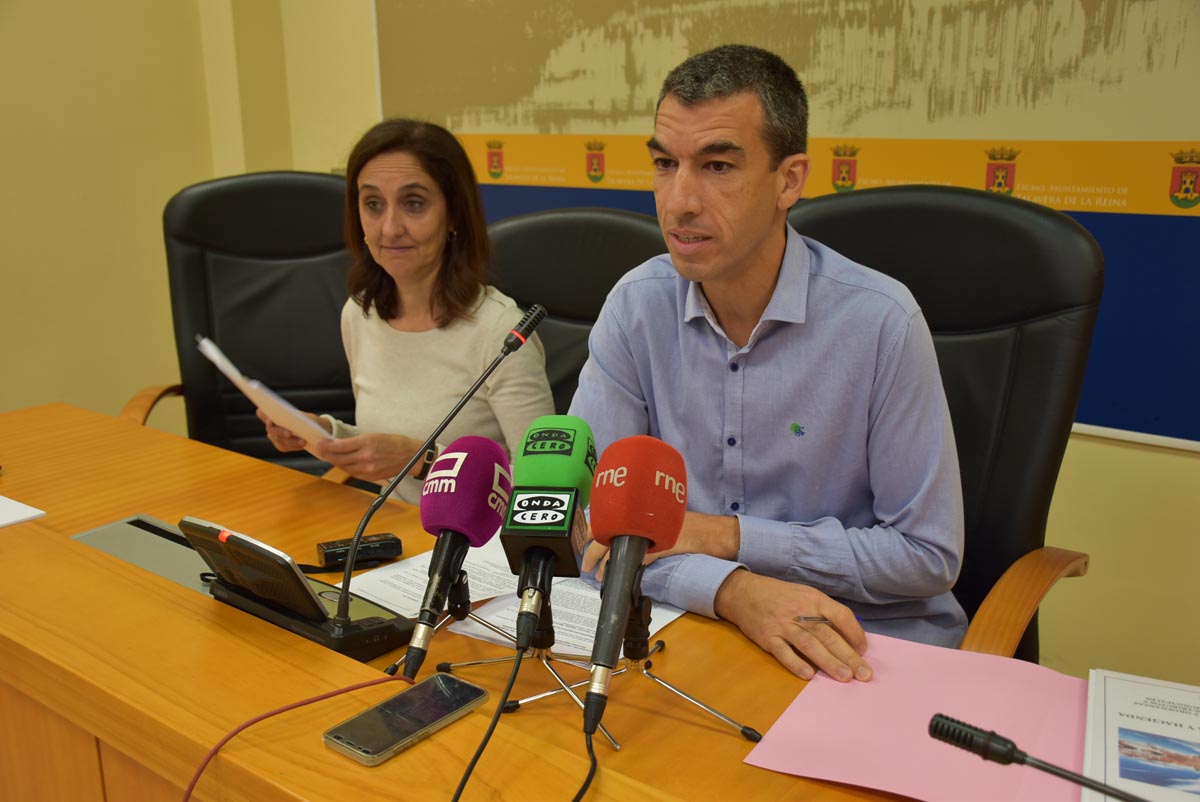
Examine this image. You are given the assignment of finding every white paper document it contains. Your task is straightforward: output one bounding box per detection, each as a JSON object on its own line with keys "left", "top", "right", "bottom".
{"left": 196, "top": 336, "right": 333, "bottom": 451}
{"left": 348, "top": 536, "right": 685, "bottom": 655}
{"left": 1083, "top": 669, "right": 1200, "bottom": 801}
{"left": 446, "top": 577, "right": 684, "bottom": 657}
{"left": 349, "top": 536, "right": 519, "bottom": 619}
{"left": 0, "top": 495, "right": 46, "bottom": 528}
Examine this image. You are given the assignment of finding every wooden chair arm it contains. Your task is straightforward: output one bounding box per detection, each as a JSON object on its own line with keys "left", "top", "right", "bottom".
{"left": 322, "top": 466, "right": 353, "bottom": 485}
{"left": 959, "top": 546, "right": 1089, "bottom": 657}
{"left": 118, "top": 384, "right": 183, "bottom": 425}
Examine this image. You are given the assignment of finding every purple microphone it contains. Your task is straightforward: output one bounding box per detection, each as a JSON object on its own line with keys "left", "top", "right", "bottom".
{"left": 401, "top": 436, "right": 512, "bottom": 679}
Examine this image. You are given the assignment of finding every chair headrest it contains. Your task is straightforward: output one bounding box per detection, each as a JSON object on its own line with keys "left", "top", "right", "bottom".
{"left": 788, "top": 185, "right": 1103, "bottom": 331}
{"left": 164, "top": 171, "right": 346, "bottom": 258}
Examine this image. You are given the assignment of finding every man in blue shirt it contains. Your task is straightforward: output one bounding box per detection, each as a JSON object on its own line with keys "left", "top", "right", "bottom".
{"left": 570, "top": 45, "right": 966, "bottom": 682}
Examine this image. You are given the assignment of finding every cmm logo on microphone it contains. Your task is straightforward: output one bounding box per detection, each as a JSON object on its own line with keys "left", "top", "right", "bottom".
{"left": 508, "top": 491, "right": 571, "bottom": 526}
{"left": 523, "top": 427, "right": 575, "bottom": 456}
{"left": 421, "top": 451, "right": 468, "bottom": 495}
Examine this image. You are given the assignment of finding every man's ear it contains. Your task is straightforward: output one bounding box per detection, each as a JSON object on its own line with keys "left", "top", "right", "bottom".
{"left": 777, "top": 153, "right": 809, "bottom": 210}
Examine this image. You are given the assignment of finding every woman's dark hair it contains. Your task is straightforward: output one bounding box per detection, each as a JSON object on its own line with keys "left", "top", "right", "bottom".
{"left": 344, "top": 119, "right": 489, "bottom": 325}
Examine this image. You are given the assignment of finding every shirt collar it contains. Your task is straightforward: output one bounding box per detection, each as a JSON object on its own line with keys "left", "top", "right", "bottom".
{"left": 682, "top": 224, "right": 811, "bottom": 326}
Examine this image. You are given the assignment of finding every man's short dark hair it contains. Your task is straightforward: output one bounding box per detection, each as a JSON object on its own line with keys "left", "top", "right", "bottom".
{"left": 658, "top": 44, "right": 808, "bottom": 166}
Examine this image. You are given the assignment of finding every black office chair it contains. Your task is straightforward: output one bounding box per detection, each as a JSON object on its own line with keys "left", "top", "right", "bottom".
{"left": 487, "top": 207, "right": 666, "bottom": 414}
{"left": 121, "top": 171, "right": 354, "bottom": 475}
{"left": 787, "top": 185, "right": 1104, "bottom": 661}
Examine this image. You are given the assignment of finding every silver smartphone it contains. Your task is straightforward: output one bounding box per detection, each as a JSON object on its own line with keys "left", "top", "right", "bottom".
{"left": 323, "top": 674, "right": 488, "bottom": 766}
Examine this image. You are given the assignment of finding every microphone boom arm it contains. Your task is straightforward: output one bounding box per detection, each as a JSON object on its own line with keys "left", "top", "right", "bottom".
{"left": 334, "top": 305, "right": 545, "bottom": 626}
{"left": 929, "top": 714, "right": 1152, "bottom": 802}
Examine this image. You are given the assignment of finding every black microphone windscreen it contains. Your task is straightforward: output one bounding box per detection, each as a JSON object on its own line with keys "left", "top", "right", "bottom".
{"left": 503, "top": 304, "right": 547, "bottom": 353}
{"left": 929, "top": 714, "right": 1023, "bottom": 765}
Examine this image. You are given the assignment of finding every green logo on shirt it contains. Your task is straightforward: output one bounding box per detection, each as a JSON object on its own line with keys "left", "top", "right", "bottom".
{"left": 790, "top": 422, "right": 805, "bottom": 437}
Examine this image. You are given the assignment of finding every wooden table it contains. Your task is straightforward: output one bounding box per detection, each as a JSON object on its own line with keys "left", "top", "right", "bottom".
{"left": 0, "top": 404, "right": 900, "bottom": 801}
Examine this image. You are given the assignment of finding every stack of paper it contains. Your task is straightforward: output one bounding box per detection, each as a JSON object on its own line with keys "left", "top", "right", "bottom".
{"left": 1083, "top": 669, "right": 1200, "bottom": 801}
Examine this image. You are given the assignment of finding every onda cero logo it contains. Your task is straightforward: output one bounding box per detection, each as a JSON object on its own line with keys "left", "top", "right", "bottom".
{"left": 523, "top": 427, "right": 575, "bottom": 456}
{"left": 510, "top": 492, "right": 570, "bottom": 525}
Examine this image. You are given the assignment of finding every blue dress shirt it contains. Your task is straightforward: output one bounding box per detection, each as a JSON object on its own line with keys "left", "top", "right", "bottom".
{"left": 569, "top": 226, "right": 968, "bottom": 647}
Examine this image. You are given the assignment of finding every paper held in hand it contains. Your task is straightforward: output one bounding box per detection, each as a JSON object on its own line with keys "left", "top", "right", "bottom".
{"left": 195, "top": 335, "right": 334, "bottom": 453}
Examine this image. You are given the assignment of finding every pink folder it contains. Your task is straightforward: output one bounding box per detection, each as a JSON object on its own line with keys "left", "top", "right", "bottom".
{"left": 745, "top": 634, "right": 1088, "bottom": 801}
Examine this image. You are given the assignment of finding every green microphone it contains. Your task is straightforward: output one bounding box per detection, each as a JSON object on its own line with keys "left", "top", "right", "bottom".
{"left": 499, "top": 415, "right": 597, "bottom": 649}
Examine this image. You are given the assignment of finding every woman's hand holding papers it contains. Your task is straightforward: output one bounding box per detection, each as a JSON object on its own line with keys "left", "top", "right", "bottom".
{"left": 311, "top": 432, "right": 427, "bottom": 483}
{"left": 258, "top": 409, "right": 429, "bottom": 485}
{"left": 257, "top": 409, "right": 329, "bottom": 452}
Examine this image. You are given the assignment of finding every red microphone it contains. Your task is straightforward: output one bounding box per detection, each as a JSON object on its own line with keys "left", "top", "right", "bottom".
{"left": 584, "top": 435, "right": 687, "bottom": 734}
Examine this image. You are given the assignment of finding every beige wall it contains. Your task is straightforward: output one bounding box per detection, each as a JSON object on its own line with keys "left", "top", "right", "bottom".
{"left": 198, "top": 0, "right": 382, "bottom": 178}
{"left": 280, "top": 0, "right": 381, "bottom": 174}
{"left": 0, "top": 0, "right": 379, "bottom": 439}
{"left": 0, "top": 0, "right": 213, "bottom": 437}
{"left": 1041, "top": 435, "right": 1200, "bottom": 686}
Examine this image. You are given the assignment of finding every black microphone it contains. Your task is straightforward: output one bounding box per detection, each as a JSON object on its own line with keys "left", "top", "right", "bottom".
{"left": 582, "top": 435, "right": 687, "bottom": 735}
{"left": 498, "top": 414, "right": 596, "bottom": 649}
{"left": 391, "top": 436, "right": 512, "bottom": 679}
{"left": 502, "top": 304, "right": 546, "bottom": 355}
{"left": 929, "top": 714, "right": 1153, "bottom": 802}
{"left": 331, "top": 304, "right": 547, "bottom": 629}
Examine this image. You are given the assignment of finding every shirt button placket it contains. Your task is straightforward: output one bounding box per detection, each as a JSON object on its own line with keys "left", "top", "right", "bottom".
{"left": 724, "top": 354, "right": 745, "bottom": 516}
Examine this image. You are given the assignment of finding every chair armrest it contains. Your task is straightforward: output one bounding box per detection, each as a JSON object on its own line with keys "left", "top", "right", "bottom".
{"left": 322, "top": 466, "right": 353, "bottom": 485}
{"left": 118, "top": 384, "right": 183, "bottom": 425}
{"left": 959, "top": 546, "right": 1089, "bottom": 657}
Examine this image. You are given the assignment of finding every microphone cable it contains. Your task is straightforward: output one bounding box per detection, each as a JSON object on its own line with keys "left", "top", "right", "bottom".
{"left": 571, "top": 731, "right": 598, "bottom": 802}
{"left": 181, "top": 674, "right": 407, "bottom": 802}
{"left": 450, "top": 645, "right": 528, "bottom": 802}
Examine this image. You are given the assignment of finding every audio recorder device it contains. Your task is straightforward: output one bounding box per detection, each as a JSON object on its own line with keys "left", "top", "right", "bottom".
{"left": 179, "top": 516, "right": 413, "bottom": 661}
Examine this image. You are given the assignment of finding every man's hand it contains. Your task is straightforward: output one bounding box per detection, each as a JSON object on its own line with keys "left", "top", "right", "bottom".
{"left": 581, "top": 511, "right": 739, "bottom": 580}
{"left": 257, "top": 408, "right": 329, "bottom": 453}
{"left": 311, "top": 433, "right": 425, "bottom": 484}
{"left": 715, "top": 569, "right": 872, "bottom": 683}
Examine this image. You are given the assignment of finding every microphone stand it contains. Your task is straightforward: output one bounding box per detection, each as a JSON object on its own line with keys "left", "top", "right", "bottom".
{"left": 436, "top": 588, "right": 624, "bottom": 751}
{"left": 382, "top": 569, "right": 515, "bottom": 677}
{"left": 486, "top": 571, "right": 763, "bottom": 745}
{"left": 619, "top": 586, "right": 762, "bottom": 742}
{"left": 329, "top": 305, "right": 546, "bottom": 632}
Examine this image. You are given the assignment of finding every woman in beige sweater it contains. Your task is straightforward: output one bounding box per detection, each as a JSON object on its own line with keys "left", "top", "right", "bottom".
{"left": 260, "top": 119, "right": 553, "bottom": 504}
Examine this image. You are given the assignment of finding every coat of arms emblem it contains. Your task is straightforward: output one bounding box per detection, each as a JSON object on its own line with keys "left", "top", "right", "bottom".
{"left": 985, "top": 147, "right": 1020, "bottom": 195}
{"left": 831, "top": 145, "right": 858, "bottom": 193}
{"left": 1169, "top": 149, "right": 1200, "bottom": 210}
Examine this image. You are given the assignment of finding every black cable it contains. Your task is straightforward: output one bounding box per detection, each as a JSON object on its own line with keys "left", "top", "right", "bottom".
{"left": 450, "top": 646, "right": 527, "bottom": 802}
{"left": 570, "top": 731, "right": 597, "bottom": 802}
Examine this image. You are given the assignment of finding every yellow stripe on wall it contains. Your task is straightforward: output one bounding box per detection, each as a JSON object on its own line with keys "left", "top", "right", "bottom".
{"left": 459, "top": 134, "right": 1200, "bottom": 217}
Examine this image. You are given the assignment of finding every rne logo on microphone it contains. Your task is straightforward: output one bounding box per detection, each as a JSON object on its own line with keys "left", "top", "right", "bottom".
{"left": 509, "top": 491, "right": 570, "bottom": 525}
{"left": 654, "top": 470, "right": 686, "bottom": 504}
{"left": 593, "top": 465, "right": 627, "bottom": 488}
{"left": 523, "top": 427, "right": 574, "bottom": 456}
{"left": 421, "top": 451, "right": 467, "bottom": 495}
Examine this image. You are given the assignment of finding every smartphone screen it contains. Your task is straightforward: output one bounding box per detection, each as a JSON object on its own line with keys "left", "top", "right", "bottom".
{"left": 323, "top": 674, "right": 488, "bottom": 766}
